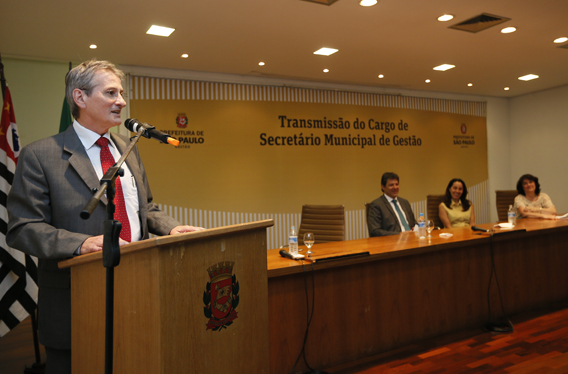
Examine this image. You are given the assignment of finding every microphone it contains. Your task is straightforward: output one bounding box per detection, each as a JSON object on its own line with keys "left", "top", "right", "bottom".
{"left": 279, "top": 249, "right": 294, "bottom": 259}
{"left": 471, "top": 226, "right": 489, "bottom": 233}
{"left": 124, "top": 119, "right": 180, "bottom": 146}
{"left": 279, "top": 249, "right": 304, "bottom": 260}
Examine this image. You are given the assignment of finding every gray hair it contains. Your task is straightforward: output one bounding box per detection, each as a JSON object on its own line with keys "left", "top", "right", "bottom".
{"left": 65, "top": 59, "right": 124, "bottom": 119}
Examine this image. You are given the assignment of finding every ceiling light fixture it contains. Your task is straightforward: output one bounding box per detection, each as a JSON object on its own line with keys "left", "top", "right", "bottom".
{"left": 378, "top": 74, "right": 384, "bottom": 78}
{"left": 323, "top": 69, "right": 329, "bottom": 73}
{"left": 554, "top": 37, "right": 568, "bottom": 43}
{"left": 360, "top": 0, "right": 377, "bottom": 6}
{"left": 181, "top": 54, "right": 189, "bottom": 58}
{"left": 425, "top": 79, "right": 431, "bottom": 83}
{"left": 518, "top": 74, "right": 539, "bottom": 81}
{"left": 314, "top": 48, "right": 338, "bottom": 56}
{"left": 501, "top": 26, "right": 516, "bottom": 34}
{"left": 438, "top": 14, "right": 454, "bottom": 22}
{"left": 89, "top": 44, "right": 97, "bottom": 49}
{"left": 147, "top": 25, "right": 175, "bottom": 37}
{"left": 259, "top": 62, "right": 265, "bottom": 66}
{"left": 433, "top": 64, "right": 455, "bottom": 71}
{"left": 468, "top": 83, "right": 473, "bottom": 87}
{"left": 504, "top": 87, "right": 510, "bottom": 91}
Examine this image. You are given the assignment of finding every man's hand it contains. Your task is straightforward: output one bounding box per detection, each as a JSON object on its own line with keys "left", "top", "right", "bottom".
{"left": 80, "top": 235, "right": 129, "bottom": 255}
{"left": 170, "top": 225, "right": 205, "bottom": 235}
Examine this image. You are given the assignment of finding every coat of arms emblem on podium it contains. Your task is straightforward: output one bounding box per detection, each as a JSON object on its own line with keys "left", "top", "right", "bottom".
{"left": 203, "top": 261, "right": 239, "bottom": 331}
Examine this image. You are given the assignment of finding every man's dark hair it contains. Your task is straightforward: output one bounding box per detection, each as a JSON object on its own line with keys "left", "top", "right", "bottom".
{"left": 381, "top": 172, "right": 399, "bottom": 189}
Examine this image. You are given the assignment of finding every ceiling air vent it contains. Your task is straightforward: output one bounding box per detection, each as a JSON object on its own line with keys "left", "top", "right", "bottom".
{"left": 302, "top": 0, "right": 339, "bottom": 5}
{"left": 449, "top": 13, "right": 511, "bottom": 33}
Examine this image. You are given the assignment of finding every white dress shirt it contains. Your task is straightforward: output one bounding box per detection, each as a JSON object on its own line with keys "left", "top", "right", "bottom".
{"left": 73, "top": 121, "right": 142, "bottom": 242}
{"left": 384, "top": 194, "right": 410, "bottom": 232}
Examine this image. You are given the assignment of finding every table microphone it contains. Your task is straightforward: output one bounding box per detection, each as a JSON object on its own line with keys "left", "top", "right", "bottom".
{"left": 471, "top": 226, "right": 489, "bottom": 233}
{"left": 279, "top": 250, "right": 304, "bottom": 260}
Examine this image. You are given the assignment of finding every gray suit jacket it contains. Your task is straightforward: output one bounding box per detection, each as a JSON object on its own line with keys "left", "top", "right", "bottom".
{"left": 6, "top": 126, "right": 180, "bottom": 349}
{"left": 367, "top": 195, "right": 417, "bottom": 237}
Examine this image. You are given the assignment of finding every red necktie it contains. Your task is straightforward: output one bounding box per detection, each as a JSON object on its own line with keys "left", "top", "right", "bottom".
{"left": 96, "top": 137, "right": 131, "bottom": 242}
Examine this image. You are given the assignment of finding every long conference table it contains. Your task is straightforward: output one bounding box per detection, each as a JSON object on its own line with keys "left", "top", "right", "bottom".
{"left": 266, "top": 219, "right": 568, "bottom": 374}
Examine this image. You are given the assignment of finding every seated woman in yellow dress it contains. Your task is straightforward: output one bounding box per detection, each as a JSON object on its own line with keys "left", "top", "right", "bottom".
{"left": 438, "top": 178, "right": 475, "bottom": 228}
{"left": 514, "top": 174, "right": 557, "bottom": 219}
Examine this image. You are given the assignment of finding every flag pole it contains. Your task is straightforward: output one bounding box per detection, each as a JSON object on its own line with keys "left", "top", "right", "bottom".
{"left": 0, "top": 53, "right": 6, "bottom": 100}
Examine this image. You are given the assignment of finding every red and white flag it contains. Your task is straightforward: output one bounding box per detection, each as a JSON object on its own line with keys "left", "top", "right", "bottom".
{"left": 0, "top": 87, "right": 38, "bottom": 337}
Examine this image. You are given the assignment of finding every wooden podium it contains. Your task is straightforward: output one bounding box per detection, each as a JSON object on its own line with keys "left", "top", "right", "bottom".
{"left": 59, "top": 219, "right": 273, "bottom": 374}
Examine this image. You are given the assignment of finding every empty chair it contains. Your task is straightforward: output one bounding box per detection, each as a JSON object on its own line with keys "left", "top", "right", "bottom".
{"left": 496, "top": 190, "right": 518, "bottom": 221}
{"left": 298, "top": 204, "right": 345, "bottom": 245}
{"left": 426, "top": 194, "right": 445, "bottom": 229}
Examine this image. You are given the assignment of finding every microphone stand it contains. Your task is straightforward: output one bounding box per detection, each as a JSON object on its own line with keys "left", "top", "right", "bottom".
{"left": 80, "top": 129, "right": 144, "bottom": 374}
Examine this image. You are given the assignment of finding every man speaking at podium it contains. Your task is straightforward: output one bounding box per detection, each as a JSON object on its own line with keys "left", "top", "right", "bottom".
{"left": 6, "top": 59, "right": 203, "bottom": 374}
{"left": 367, "top": 172, "right": 417, "bottom": 237}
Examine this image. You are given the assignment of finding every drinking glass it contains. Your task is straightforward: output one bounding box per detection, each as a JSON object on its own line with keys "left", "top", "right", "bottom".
{"left": 426, "top": 220, "right": 434, "bottom": 238}
{"left": 304, "top": 233, "right": 315, "bottom": 256}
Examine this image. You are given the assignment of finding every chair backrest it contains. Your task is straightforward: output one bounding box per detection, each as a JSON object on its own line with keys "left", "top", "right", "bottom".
{"left": 364, "top": 202, "right": 371, "bottom": 224}
{"left": 298, "top": 204, "right": 345, "bottom": 245}
{"left": 364, "top": 202, "right": 372, "bottom": 236}
{"left": 496, "top": 190, "right": 518, "bottom": 221}
{"left": 426, "top": 194, "right": 445, "bottom": 228}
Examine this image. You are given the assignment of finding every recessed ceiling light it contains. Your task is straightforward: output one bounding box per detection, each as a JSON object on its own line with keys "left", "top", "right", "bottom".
{"left": 259, "top": 62, "right": 265, "bottom": 66}
{"left": 425, "top": 79, "right": 431, "bottom": 83}
{"left": 323, "top": 69, "right": 329, "bottom": 73}
{"left": 554, "top": 37, "right": 568, "bottom": 43}
{"left": 518, "top": 74, "right": 539, "bottom": 81}
{"left": 504, "top": 87, "right": 510, "bottom": 91}
{"left": 360, "top": 0, "right": 378, "bottom": 6}
{"left": 181, "top": 54, "right": 189, "bottom": 58}
{"left": 433, "top": 64, "right": 455, "bottom": 71}
{"left": 147, "top": 25, "right": 175, "bottom": 37}
{"left": 314, "top": 48, "right": 338, "bottom": 56}
{"left": 468, "top": 83, "right": 473, "bottom": 87}
{"left": 501, "top": 27, "right": 516, "bottom": 34}
{"left": 378, "top": 74, "right": 384, "bottom": 78}
{"left": 437, "top": 14, "right": 454, "bottom": 22}
{"left": 89, "top": 44, "right": 97, "bottom": 49}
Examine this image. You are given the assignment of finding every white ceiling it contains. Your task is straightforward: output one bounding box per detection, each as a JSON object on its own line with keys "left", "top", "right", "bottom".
{"left": 1, "top": 0, "right": 567, "bottom": 98}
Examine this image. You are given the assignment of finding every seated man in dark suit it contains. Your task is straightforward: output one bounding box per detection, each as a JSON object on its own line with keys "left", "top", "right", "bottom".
{"left": 368, "top": 172, "right": 417, "bottom": 237}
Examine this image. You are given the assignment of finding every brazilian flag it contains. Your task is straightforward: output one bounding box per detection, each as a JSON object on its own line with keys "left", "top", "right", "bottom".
{"left": 59, "top": 96, "right": 72, "bottom": 133}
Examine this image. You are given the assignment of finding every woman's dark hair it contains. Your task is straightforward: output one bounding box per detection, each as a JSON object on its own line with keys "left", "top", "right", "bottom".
{"left": 516, "top": 174, "right": 541, "bottom": 196}
{"left": 443, "top": 178, "right": 470, "bottom": 211}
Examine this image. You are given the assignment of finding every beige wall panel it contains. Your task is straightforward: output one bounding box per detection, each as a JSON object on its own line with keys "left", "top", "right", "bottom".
{"left": 130, "top": 78, "right": 488, "bottom": 246}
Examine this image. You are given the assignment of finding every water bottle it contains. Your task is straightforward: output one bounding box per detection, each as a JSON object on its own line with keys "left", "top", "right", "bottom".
{"left": 418, "top": 213, "right": 426, "bottom": 239}
{"left": 288, "top": 226, "right": 298, "bottom": 255}
{"left": 508, "top": 205, "right": 516, "bottom": 226}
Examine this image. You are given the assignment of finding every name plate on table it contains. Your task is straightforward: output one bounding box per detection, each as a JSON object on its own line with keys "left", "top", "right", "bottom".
{"left": 304, "top": 251, "right": 370, "bottom": 263}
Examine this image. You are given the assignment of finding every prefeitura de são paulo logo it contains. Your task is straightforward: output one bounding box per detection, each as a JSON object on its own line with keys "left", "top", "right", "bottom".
{"left": 203, "top": 261, "right": 239, "bottom": 331}
{"left": 176, "top": 113, "right": 188, "bottom": 128}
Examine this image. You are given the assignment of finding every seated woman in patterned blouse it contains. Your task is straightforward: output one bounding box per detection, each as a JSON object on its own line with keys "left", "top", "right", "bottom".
{"left": 514, "top": 174, "right": 557, "bottom": 219}
{"left": 438, "top": 178, "right": 475, "bottom": 228}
